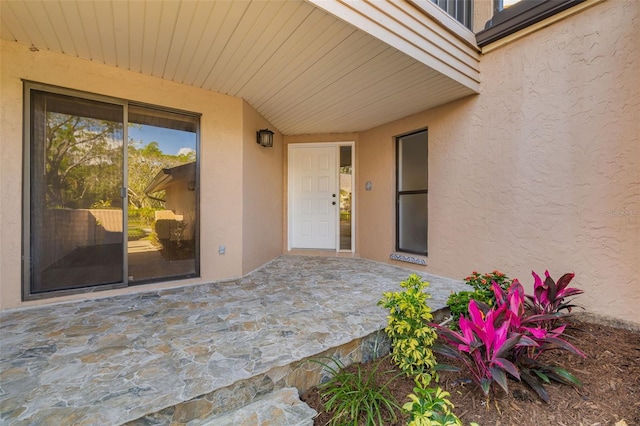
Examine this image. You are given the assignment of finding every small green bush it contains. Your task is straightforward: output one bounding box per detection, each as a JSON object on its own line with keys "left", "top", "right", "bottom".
{"left": 378, "top": 274, "right": 438, "bottom": 387}
{"left": 127, "top": 227, "right": 147, "bottom": 241}
{"left": 446, "top": 290, "right": 491, "bottom": 325}
{"left": 446, "top": 270, "right": 512, "bottom": 327}
{"left": 128, "top": 207, "right": 156, "bottom": 226}
{"left": 403, "top": 386, "right": 470, "bottom": 426}
{"left": 464, "top": 270, "right": 512, "bottom": 293}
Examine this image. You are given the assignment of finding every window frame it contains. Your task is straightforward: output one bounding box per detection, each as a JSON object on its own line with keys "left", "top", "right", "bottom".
{"left": 22, "top": 81, "right": 201, "bottom": 301}
{"left": 476, "top": 0, "right": 586, "bottom": 47}
{"left": 395, "top": 129, "right": 429, "bottom": 257}
{"left": 430, "top": 0, "right": 474, "bottom": 31}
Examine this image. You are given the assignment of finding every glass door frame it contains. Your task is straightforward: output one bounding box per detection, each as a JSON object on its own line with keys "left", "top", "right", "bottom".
{"left": 22, "top": 81, "right": 200, "bottom": 301}
{"left": 337, "top": 142, "right": 355, "bottom": 253}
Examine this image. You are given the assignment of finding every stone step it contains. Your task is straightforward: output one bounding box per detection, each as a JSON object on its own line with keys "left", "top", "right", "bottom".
{"left": 202, "top": 387, "right": 316, "bottom": 426}
{"left": 126, "top": 330, "right": 390, "bottom": 425}
{"left": 126, "top": 309, "right": 453, "bottom": 425}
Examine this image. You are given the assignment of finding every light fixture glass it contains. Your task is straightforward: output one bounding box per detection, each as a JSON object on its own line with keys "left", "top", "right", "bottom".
{"left": 256, "top": 129, "right": 274, "bottom": 147}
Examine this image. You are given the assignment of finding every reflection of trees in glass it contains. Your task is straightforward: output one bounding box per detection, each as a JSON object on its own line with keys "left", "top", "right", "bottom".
{"left": 45, "top": 112, "right": 122, "bottom": 209}
{"left": 44, "top": 112, "right": 196, "bottom": 211}
{"left": 339, "top": 166, "right": 352, "bottom": 215}
{"left": 127, "top": 139, "right": 196, "bottom": 209}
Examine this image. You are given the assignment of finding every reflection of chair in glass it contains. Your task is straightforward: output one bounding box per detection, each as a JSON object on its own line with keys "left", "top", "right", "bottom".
{"left": 170, "top": 219, "right": 188, "bottom": 247}
{"left": 154, "top": 211, "right": 194, "bottom": 260}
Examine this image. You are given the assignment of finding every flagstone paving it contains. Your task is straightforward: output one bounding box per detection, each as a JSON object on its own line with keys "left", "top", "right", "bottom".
{"left": 0, "top": 255, "right": 466, "bottom": 425}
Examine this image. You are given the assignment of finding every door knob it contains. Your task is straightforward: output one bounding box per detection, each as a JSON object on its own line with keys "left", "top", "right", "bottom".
{"left": 332, "top": 201, "right": 336, "bottom": 205}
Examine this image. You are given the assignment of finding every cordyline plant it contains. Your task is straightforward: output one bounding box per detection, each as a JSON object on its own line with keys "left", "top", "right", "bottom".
{"left": 434, "top": 298, "right": 528, "bottom": 396}
{"left": 434, "top": 271, "right": 586, "bottom": 402}
{"left": 526, "top": 270, "right": 584, "bottom": 324}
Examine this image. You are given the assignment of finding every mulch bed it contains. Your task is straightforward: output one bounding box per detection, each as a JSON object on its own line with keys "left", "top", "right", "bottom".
{"left": 301, "top": 319, "right": 640, "bottom": 425}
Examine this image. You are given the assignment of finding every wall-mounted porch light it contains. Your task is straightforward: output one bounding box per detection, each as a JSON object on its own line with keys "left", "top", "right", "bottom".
{"left": 257, "top": 129, "right": 274, "bottom": 148}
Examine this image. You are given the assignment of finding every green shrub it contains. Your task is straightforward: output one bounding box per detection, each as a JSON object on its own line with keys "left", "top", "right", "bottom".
{"left": 127, "top": 227, "right": 147, "bottom": 241}
{"left": 446, "top": 270, "right": 512, "bottom": 327}
{"left": 128, "top": 207, "right": 156, "bottom": 226}
{"left": 403, "top": 386, "right": 472, "bottom": 426}
{"left": 446, "top": 290, "right": 491, "bottom": 326}
{"left": 465, "top": 270, "right": 512, "bottom": 293}
{"left": 378, "top": 274, "right": 438, "bottom": 387}
{"left": 90, "top": 199, "right": 113, "bottom": 208}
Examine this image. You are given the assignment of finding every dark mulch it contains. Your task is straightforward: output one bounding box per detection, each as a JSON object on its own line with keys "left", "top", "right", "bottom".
{"left": 301, "top": 320, "right": 640, "bottom": 425}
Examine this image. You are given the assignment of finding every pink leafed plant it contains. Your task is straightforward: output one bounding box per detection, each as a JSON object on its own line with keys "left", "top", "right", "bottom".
{"left": 434, "top": 271, "right": 586, "bottom": 402}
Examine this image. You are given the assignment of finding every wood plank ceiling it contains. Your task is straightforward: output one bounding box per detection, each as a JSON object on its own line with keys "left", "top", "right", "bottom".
{"left": 0, "top": 0, "right": 478, "bottom": 135}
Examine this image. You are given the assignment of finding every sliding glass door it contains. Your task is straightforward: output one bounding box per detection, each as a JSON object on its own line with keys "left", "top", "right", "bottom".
{"left": 24, "top": 83, "right": 199, "bottom": 299}
{"left": 28, "top": 89, "right": 125, "bottom": 293}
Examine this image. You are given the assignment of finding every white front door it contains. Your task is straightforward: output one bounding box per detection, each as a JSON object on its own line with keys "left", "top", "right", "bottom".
{"left": 289, "top": 145, "right": 338, "bottom": 249}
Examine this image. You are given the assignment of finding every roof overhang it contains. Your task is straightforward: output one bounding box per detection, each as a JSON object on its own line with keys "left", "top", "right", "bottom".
{"left": 1, "top": 0, "right": 480, "bottom": 135}
{"left": 145, "top": 162, "right": 196, "bottom": 196}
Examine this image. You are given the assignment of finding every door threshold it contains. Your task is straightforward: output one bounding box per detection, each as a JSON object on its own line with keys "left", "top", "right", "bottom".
{"left": 287, "top": 249, "right": 359, "bottom": 258}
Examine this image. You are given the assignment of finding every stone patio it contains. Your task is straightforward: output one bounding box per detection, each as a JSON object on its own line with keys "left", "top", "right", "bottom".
{"left": 0, "top": 255, "right": 466, "bottom": 425}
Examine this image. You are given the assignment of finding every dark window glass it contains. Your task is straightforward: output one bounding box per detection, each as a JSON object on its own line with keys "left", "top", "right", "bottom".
{"left": 396, "top": 130, "right": 428, "bottom": 255}
{"left": 431, "top": 0, "right": 473, "bottom": 30}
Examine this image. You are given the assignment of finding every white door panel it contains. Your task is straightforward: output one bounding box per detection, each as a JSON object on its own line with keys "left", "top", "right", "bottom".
{"left": 290, "top": 146, "right": 337, "bottom": 249}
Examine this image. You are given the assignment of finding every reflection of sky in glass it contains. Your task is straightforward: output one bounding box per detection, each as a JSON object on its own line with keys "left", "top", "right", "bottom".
{"left": 503, "top": 0, "right": 521, "bottom": 7}
{"left": 128, "top": 125, "right": 195, "bottom": 156}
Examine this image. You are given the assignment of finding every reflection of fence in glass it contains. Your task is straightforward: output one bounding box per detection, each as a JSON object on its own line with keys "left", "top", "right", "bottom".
{"left": 41, "top": 209, "right": 122, "bottom": 270}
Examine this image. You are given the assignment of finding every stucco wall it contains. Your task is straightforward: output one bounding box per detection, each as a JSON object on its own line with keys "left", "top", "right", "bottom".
{"left": 241, "top": 102, "right": 284, "bottom": 274}
{"left": 358, "top": 0, "right": 639, "bottom": 325}
{"left": 0, "top": 40, "right": 253, "bottom": 309}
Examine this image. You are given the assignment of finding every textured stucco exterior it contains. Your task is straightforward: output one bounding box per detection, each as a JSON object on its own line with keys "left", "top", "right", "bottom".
{"left": 0, "top": 1, "right": 637, "bottom": 328}
{"left": 0, "top": 40, "right": 281, "bottom": 309}
{"left": 242, "top": 101, "right": 284, "bottom": 274}
{"left": 357, "top": 0, "right": 639, "bottom": 325}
